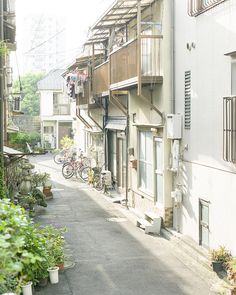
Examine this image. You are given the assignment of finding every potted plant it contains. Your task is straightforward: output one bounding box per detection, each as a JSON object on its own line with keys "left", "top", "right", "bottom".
{"left": 47, "top": 266, "right": 59, "bottom": 284}
{"left": 41, "top": 225, "right": 67, "bottom": 270}
{"left": 209, "top": 246, "right": 232, "bottom": 272}
{"left": 42, "top": 173, "right": 53, "bottom": 198}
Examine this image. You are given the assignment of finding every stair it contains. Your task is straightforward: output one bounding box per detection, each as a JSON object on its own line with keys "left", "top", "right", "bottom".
{"left": 136, "top": 211, "right": 161, "bottom": 234}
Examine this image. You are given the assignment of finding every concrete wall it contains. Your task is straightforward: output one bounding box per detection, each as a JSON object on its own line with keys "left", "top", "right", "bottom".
{"left": 174, "top": 0, "right": 236, "bottom": 254}
{"left": 40, "top": 91, "right": 53, "bottom": 117}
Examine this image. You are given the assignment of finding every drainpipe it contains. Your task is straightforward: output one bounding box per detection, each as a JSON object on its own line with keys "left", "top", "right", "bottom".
{"left": 171, "top": 0, "right": 175, "bottom": 114}
{"left": 125, "top": 100, "right": 129, "bottom": 208}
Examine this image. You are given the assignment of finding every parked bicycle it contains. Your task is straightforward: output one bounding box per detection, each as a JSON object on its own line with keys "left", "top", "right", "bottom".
{"left": 62, "top": 154, "right": 90, "bottom": 179}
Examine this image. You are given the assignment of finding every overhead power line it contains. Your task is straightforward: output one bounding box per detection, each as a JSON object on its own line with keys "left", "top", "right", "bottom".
{"left": 24, "top": 28, "right": 65, "bottom": 54}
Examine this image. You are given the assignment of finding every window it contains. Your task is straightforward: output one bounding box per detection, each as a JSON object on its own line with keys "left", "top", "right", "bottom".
{"left": 184, "top": 71, "right": 191, "bottom": 129}
{"left": 138, "top": 131, "right": 153, "bottom": 194}
{"left": 199, "top": 199, "right": 209, "bottom": 248}
{"left": 44, "top": 126, "right": 54, "bottom": 134}
{"left": 231, "top": 58, "right": 236, "bottom": 95}
{"left": 188, "top": 0, "right": 227, "bottom": 16}
{"left": 223, "top": 96, "right": 236, "bottom": 163}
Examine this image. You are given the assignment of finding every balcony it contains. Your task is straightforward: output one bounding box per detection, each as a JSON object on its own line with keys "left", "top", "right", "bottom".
{"left": 110, "top": 36, "right": 163, "bottom": 90}
{"left": 93, "top": 61, "right": 109, "bottom": 97}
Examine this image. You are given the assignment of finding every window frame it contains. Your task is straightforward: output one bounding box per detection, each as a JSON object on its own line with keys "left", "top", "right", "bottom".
{"left": 188, "top": 0, "right": 227, "bottom": 17}
{"left": 138, "top": 130, "right": 153, "bottom": 196}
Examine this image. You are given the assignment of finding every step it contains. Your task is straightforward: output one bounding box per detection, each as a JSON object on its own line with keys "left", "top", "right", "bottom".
{"left": 137, "top": 218, "right": 161, "bottom": 235}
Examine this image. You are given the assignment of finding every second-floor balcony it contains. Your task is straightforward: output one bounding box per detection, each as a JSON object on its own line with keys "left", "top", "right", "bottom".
{"left": 92, "top": 61, "right": 109, "bottom": 97}
{"left": 110, "top": 36, "right": 162, "bottom": 90}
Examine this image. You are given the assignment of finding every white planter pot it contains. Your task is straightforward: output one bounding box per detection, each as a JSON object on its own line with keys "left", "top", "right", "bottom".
{"left": 2, "top": 293, "right": 18, "bottom": 295}
{"left": 22, "top": 282, "right": 33, "bottom": 295}
{"left": 48, "top": 266, "right": 59, "bottom": 284}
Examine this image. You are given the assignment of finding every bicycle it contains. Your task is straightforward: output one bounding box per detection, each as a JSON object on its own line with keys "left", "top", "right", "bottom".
{"left": 54, "top": 149, "right": 71, "bottom": 164}
{"left": 62, "top": 156, "right": 89, "bottom": 179}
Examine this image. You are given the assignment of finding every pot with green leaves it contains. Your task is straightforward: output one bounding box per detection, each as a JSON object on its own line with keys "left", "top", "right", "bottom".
{"left": 21, "top": 281, "right": 33, "bottom": 295}
{"left": 47, "top": 266, "right": 59, "bottom": 284}
{"left": 209, "top": 246, "right": 232, "bottom": 272}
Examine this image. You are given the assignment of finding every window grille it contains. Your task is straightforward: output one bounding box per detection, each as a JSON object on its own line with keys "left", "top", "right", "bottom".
{"left": 223, "top": 96, "right": 236, "bottom": 163}
{"left": 184, "top": 71, "right": 191, "bottom": 129}
{"left": 188, "top": 0, "right": 227, "bottom": 16}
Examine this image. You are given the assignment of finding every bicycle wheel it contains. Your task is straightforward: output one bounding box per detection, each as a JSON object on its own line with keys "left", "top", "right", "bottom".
{"left": 94, "top": 175, "right": 103, "bottom": 191}
{"left": 79, "top": 166, "right": 91, "bottom": 181}
{"left": 54, "top": 153, "right": 64, "bottom": 164}
{"left": 81, "top": 157, "right": 90, "bottom": 167}
{"left": 62, "top": 163, "right": 74, "bottom": 179}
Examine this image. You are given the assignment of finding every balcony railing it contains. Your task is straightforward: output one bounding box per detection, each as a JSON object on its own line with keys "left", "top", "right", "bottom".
{"left": 110, "top": 36, "right": 162, "bottom": 89}
{"left": 93, "top": 61, "right": 109, "bottom": 96}
{"left": 110, "top": 39, "right": 138, "bottom": 86}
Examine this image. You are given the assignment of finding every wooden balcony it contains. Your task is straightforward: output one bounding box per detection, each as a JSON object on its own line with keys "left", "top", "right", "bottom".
{"left": 110, "top": 36, "right": 163, "bottom": 90}
{"left": 93, "top": 61, "right": 109, "bottom": 96}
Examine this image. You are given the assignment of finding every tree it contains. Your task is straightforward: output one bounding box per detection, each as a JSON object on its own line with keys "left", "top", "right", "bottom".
{"left": 13, "top": 72, "right": 44, "bottom": 116}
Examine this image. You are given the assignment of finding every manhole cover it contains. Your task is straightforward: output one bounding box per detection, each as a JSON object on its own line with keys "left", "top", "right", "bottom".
{"left": 106, "top": 217, "right": 127, "bottom": 223}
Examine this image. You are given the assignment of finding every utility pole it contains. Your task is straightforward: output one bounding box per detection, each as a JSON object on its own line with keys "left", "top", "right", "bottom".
{"left": 0, "top": 0, "right": 4, "bottom": 154}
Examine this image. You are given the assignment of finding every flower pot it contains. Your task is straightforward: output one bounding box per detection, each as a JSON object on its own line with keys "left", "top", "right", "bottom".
{"left": 48, "top": 266, "right": 59, "bottom": 284}
{"left": 212, "top": 261, "right": 223, "bottom": 272}
{"left": 57, "top": 262, "right": 64, "bottom": 270}
{"left": 2, "top": 293, "right": 18, "bottom": 295}
{"left": 22, "top": 282, "right": 33, "bottom": 295}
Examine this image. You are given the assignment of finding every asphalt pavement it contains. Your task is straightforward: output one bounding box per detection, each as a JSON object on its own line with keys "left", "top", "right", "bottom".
{"left": 31, "top": 154, "right": 215, "bottom": 295}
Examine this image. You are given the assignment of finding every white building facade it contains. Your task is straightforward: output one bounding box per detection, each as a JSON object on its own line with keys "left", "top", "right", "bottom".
{"left": 38, "top": 69, "right": 76, "bottom": 149}
{"left": 174, "top": 0, "right": 236, "bottom": 254}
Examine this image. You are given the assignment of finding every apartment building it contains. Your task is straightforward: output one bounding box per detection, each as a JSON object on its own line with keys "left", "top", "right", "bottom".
{"left": 66, "top": 0, "right": 174, "bottom": 226}
{"left": 174, "top": 0, "right": 236, "bottom": 254}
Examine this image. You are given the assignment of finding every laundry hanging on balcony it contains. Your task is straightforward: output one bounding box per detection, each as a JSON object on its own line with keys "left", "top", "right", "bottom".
{"left": 66, "top": 70, "right": 88, "bottom": 99}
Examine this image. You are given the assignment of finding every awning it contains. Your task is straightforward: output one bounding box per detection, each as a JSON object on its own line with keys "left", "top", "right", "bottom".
{"left": 85, "top": 0, "right": 155, "bottom": 45}
{"left": 105, "top": 117, "right": 127, "bottom": 130}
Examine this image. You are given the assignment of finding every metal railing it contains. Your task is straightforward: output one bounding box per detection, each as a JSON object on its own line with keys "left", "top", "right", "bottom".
{"left": 223, "top": 96, "right": 236, "bottom": 163}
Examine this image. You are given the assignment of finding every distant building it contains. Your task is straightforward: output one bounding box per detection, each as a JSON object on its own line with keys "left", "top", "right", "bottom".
{"left": 18, "top": 14, "right": 66, "bottom": 74}
{"left": 37, "top": 69, "right": 76, "bottom": 149}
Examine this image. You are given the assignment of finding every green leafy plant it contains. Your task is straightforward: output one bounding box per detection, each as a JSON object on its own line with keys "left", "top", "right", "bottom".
{"left": 0, "top": 199, "right": 64, "bottom": 292}
{"left": 60, "top": 135, "right": 74, "bottom": 150}
{"left": 41, "top": 225, "right": 67, "bottom": 266}
{"left": 210, "top": 246, "right": 232, "bottom": 264}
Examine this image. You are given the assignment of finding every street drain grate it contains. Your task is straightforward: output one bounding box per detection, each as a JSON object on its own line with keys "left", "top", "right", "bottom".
{"left": 106, "top": 217, "right": 127, "bottom": 223}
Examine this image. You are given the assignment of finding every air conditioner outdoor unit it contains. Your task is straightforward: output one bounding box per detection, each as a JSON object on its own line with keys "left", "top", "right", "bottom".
{"left": 101, "top": 170, "right": 112, "bottom": 186}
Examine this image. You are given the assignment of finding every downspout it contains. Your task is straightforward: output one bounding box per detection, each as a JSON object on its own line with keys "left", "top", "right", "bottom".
{"left": 76, "top": 107, "right": 92, "bottom": 129}
{"left": 125, "top": 98, "right": 129, "bottom": 208}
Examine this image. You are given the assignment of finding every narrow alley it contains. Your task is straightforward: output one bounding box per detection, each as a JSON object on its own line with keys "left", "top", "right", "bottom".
{"left": 31, "top": 154, "right": 214, "bottom": 295}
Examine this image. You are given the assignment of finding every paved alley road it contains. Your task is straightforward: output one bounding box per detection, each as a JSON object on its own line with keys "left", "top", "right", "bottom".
{"left": 31, "top": 154, "right": 214, "bottom": 295}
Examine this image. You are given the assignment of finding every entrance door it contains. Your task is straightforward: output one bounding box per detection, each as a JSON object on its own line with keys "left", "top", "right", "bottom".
{"left": 154, "top": 137, "right": 164, "bottom": 205}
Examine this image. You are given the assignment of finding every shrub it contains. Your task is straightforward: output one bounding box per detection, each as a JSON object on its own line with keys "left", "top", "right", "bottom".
{"left": 209, "top": 246, "right": 232, "bottom": 265}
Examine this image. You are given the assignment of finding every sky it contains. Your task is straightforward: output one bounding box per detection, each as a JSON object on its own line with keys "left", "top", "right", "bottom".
{"left": 13, "top": 0, "right": 114, "bottom": 75}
